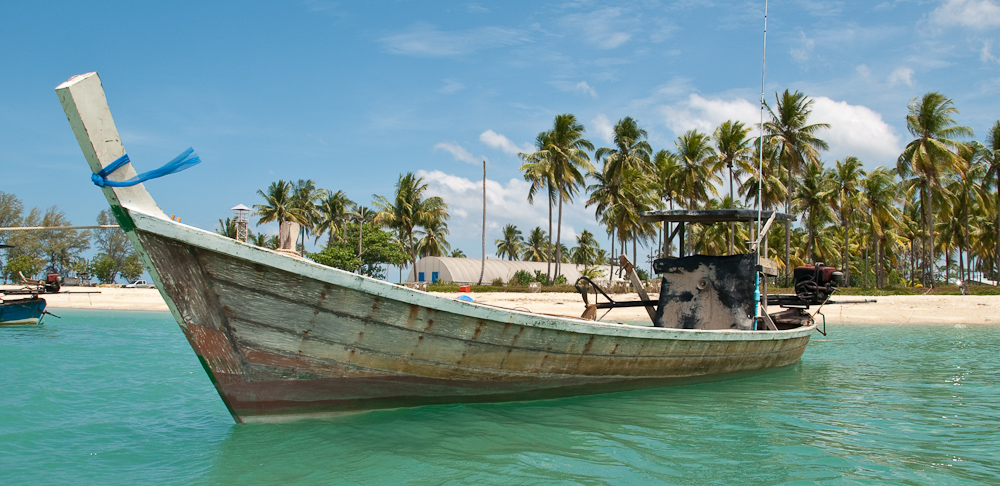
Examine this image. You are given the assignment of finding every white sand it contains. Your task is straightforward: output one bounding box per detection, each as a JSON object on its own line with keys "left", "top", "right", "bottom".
{"left": 5, "top": 285, "right": 998, "bottom": 325}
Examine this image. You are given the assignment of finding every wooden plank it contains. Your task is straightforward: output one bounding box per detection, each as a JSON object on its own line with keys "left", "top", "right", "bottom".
{"left": 759, "top": 257, "right": 780, "bottom": 277}
{"left": 619, "top": 254, "right": 656, "bottom": 323}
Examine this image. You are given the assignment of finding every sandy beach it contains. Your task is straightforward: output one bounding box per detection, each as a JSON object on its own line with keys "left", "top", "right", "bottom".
{"left": 6, "top": 285, "right": 997, "bottom": 325}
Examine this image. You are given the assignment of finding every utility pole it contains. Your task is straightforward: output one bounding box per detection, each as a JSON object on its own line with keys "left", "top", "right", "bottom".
{"left": 477, "top": 160, "right": 486, "bottom": 286}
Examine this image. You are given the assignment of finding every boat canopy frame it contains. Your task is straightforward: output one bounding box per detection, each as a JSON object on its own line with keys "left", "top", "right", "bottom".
{"left": 639, "top": 209, "right": 795, "bottom": 258}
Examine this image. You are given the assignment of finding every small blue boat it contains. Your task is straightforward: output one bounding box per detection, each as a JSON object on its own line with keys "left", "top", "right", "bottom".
{"left": 0, "top": 296, "right": 47, "bottom": 325}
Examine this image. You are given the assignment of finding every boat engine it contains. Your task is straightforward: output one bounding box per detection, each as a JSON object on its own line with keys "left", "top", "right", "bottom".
{"left": 792, "top": 263, "right": 843, "bottom": 304}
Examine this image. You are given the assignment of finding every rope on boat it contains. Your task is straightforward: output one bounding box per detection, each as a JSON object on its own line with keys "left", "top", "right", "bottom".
{"left": 91, "top": 148, "right": 201, "bottom": 187}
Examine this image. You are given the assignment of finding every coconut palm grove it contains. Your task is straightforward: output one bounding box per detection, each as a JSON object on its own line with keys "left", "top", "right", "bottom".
{"left": 231, "top": 89, "right": 999, "bottom": 290}
{"left": 7, "top": 89, "right": 992, "bottom": 289}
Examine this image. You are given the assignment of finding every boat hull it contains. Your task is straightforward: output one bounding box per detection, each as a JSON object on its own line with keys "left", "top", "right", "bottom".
{"left": 55, "top": 72, "right": 816, "bottom": 424}
{"left": 131, "top": 213, "right": 812, "bottom": 423}
{"left": 0, "top": 298, "right": 46, "bottom": 325}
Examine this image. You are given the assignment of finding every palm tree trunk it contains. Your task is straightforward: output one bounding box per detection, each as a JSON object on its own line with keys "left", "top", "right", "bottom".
{"left": 924, "top": 183, "right": 935, "bottom": 286}
{"left": 610, "top": 228, "right": 616, "bottom": 282}
{"left": 843, "top": 215, "right": 850, "bottom": 286}
{"left": 785, "top": 163, "right": 792, "bottom": 286}
{"left": 632, "top": 238, "right": 637, "bottom": 272}
{"left": 358, "top": 221, "right": 364, "bottom": 274}
{"left": 555, "top": 193, "right": 564, "bottom": 281}
{"left": 478, "top": 160, "right": 486, "bottom": 286}
{"left": 729, "top": 162, "right": 735, "bottom": 255}
{"left": 547, "top": 189, "right": 553, "bottom": 285}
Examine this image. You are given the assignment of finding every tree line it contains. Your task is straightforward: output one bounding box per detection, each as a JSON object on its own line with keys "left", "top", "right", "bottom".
{"left": 0, "top": 192, "right": 143, "bottom": 284}
{"left": 514, "top": 90, "right": 999, "bottom": 288}
{"left": 233, "top": 89, "right": 1000, "bottom": 289}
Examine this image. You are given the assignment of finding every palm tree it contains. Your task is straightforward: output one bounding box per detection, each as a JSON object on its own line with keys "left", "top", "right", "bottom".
{"left": 947, "top": 143, "right": 989, "bottom": 282}
{"left": 290, "top": 179, "right": 324, "bottom": 256}
{"left": 594, "top": 117, "right": 657, "bottom": 265}
{"left": 216, "top": 217, "right": 238, "bottom": 238}
{"left": 738, "top": 137, "right": 787, "bottom": 212}
{"left": 983, "top": 120, "right": 1000, "bottom": 280}
{"left": 653, "top": 150, "right": 681, "bottom": 257}
{"left": 373, "top": 173, "right": 450, "bottom": 267}
{"left": 764, "top": 90, "right": 830, "bottom": 283}
{"left": 450, "top": 248, "right": 466, "bottom": 258}
{"left": 672, "top": 130, "right": 721, "bottom": 210}
{"left": 522, "top": 227, "right": 548, "bottom": 262}
{"left": 571, "top": 229, "right": 601, "bottom": 267}
{"left": 594, "top": 117, "right": 653, "bottom": 182}
{"left": 519, "top": 131, "right": 557, "bottom": 282}
{"left": 861, "top": 168, "right": 902, "bottom": 287}
{"left": 349, "top": 204, "right": 376, "bottom": 273}
{"left": 794, "top": 163, "right": 835, "bottom": 262}
{"left": 896, "top": 92, "right": 973, "bottom": 285}
{"left": 831, "top": 156, "right": 866, "bottom": 285}
{"left": 541, "top": 114, "right": 594, "bottom": 281}
{"left": 495, "top": 224, "right": 524, "bottom": 260}
{"left": 254, "top": 180, "right": 301, "bottom": 228}
{"left": 711, "top": 120, "right": 753, "bottom": 253}
{"left": 313, "top": 190, "right": 354, "bottom": 248}
{"left": 416, "top": 219, "right": 451, "bottom": 258}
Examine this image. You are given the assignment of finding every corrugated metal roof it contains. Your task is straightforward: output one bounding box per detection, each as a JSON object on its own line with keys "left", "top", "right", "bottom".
{"left": 406, "top": 257, "right": 615, "bottom": 285}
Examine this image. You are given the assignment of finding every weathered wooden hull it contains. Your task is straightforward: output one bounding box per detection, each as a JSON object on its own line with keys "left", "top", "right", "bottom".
{"left": 127, "top": 210, "right": 812, "bottom": 423}
{"left": 0, "top": 298, "right": 46, "bottom": 325}
{"left": 56, "top": 72, "right": 816, "bottom": 424}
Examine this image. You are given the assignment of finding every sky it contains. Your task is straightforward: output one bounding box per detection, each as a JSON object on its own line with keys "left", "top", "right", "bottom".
{"left": 2, "top": 0, "right": 1000, "bottom": 280}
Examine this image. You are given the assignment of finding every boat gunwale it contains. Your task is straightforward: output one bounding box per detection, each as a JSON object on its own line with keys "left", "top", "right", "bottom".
{"left": 127, "top": 208, "right": 817, "bottom": 343}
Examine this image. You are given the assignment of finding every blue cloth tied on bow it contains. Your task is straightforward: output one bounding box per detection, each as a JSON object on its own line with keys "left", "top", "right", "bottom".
{"left": 91, "top": 148, "right": 201, "bottom": 187}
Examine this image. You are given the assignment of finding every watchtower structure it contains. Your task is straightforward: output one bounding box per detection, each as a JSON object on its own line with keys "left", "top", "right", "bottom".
{"left": 231, "top": 204, "right": 250, "bottom": 243}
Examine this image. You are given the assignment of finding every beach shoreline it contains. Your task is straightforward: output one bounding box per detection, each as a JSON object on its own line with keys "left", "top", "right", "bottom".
{"left": 5, "top": 285, "right": 997, "bottom": 325}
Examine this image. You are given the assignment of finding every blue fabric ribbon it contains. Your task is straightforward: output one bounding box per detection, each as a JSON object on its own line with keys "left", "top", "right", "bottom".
{"left": 91, "top": 148, "right": 201, "bottom": 187}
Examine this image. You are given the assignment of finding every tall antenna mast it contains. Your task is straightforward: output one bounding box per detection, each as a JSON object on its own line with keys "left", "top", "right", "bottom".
{"left": 757, "top": 0, "right": 768, "bottom": 236}
{"left": 754, "top": 0, "right": 769, "bottom": 325}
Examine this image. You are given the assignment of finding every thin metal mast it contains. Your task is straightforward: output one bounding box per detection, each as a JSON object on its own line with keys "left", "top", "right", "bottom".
{"left": 757, "top": 0, "right": 768, "bottom": 237}
{"left": 754, "top": 0, "right": 769, "bottom": 324}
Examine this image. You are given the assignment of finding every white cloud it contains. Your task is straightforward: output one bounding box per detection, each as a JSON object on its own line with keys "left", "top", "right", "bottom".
{"left": 790, "top": 31, "right": 816, "bottom": 64}
{"left": 657, "top": 94, "right": 901, "bottom": 166}
{"left": 810, "top": 97, "right": 903, "bottom": 165}
{"left": 479, "top": 130, "right": 532, "bottom": 155}
{"left": 887, "top": 66, "right": 915, "bottom": 87}
{"left": 548, "top": 80, "right": 599, "bottom": 97}
{"left": 982, "top": 41, "right": 999, "bottom": 63}
{"left": 659, "top": 94, "right": 760, "bottom": 136}
{"left": 575, "top": 81, "right": 598, "bottom": 98}
{"left": 379, "top": 23, "right": 523, "bottom": 57}
{"left": 591, "top": 114, "right": 614, "bottom": 145}
{"left": 439, "top": 79, "right": 465, "bottom": 94}
{"left": 416, "top": 170, "right": 590, "bottom": 244}
{"left": 930, "top": 0, "right": 1000, "bottom": 30}
{"left": 434, "top": 142, "right": 481, "bottom": 164}
{"left": 560, "top": 8, "right": 632, "bottom": 49}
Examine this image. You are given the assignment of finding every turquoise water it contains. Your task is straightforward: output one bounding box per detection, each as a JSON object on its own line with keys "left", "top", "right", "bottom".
{"left": 2, "top": 310, "right": 999, "bottom": 485}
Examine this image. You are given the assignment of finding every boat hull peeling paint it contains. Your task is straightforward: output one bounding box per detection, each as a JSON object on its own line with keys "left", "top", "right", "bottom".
{"left": 133, "top": 218, "right": 811, "bottom": 423}
{"left": 56, "top": 72, "right": 816, "bottom": 423}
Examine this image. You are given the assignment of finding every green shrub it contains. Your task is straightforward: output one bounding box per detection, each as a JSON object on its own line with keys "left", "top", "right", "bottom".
{"left": 426, "top": 281, "right": 459, "bottom": 292}
{"left": 509, "top": 270, "right": 533, "bottom": 286}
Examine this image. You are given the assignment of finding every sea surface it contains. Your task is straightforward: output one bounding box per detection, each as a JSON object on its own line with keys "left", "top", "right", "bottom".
{"left": 1, "top": 310, "right": 998, "bottom": 485}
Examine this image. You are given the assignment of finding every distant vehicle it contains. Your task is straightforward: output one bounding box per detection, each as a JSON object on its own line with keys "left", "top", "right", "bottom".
{"left": 121, "top": 280, "right": 155, "bottom": 289}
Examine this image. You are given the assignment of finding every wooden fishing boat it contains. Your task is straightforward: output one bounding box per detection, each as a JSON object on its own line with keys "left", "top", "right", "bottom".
{"left": 0, "top": 295, "right": 46, "bottom": 325}
{"left": 56, "top": 72, "right": 818, "bottom": 423}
